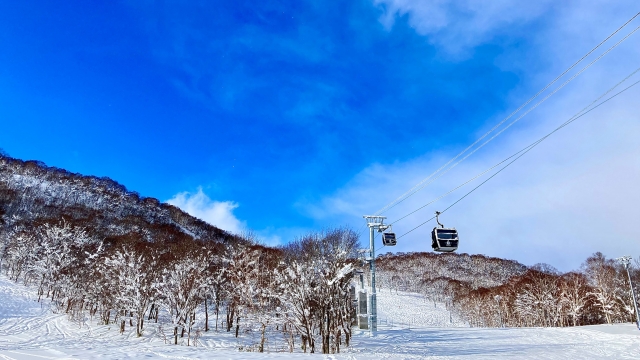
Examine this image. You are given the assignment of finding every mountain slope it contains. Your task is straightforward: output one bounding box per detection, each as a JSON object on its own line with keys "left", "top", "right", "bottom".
{"left": 0, "top": 155, "right": 239, "bottom": 245}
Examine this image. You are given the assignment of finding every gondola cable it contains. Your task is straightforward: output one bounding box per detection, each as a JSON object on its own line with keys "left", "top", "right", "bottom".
{"left": 395, "top": 69, "right": 640, "bottom": 240}
{"left": 375, "top": 23, "right": 640, "bottom": 217}
{"left": 391, "top": 65, "right": 640, "bottom": 227}
{"left": 362, "top": 31, "right": 640, "bottom": 238}
{"left": 381, "top": 23, "right": 640, "bottom": 220}
{"left": 372, "top": 13, "right": 640, "bottom": 217}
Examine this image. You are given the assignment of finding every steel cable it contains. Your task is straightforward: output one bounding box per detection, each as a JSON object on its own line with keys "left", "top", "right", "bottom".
{"left": 396, "top": 70, "right": 640, "bottom": 239}
{"left": 373, "top": 13, "right": 640, "bottom": 217}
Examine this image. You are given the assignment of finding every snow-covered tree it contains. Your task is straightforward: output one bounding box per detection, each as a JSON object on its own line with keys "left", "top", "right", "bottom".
{"left": 160, "top": 245, "right": 211, "bottom": 345}
{"left": 582, "top": 252, "right": 622, "bottom": 324}
{"left": 559, "top": 272, "right": 591, "bottom": 326}
{"left": 103, "top": 243, "right": 159, "bottom": 336}
{"left": 277, "top": 229, "right": 357, "bottom": 354}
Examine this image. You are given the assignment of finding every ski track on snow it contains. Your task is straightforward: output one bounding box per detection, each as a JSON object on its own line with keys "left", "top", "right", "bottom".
{"left": 0, "top": 275, "right": 639, "bottom": 359}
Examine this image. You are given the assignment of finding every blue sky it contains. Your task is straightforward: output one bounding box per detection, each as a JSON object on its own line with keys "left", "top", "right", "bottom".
{"left": 1, "top": 1, "right": 639, "bottom": 271}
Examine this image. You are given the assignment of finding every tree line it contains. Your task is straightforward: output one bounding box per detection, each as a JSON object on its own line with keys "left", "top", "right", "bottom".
{"left": 375, "top": 252, "right": 640, "bottom": 328}
{"left": 0, "top": 220, "right": 358, "bottom": 354}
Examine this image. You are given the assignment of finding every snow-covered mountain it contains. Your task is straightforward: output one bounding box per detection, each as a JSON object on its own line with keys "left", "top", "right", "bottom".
{"left": 1, "top": 154, "right": 638, "bottom": 357}
{"left": 0, "top": 154, "right": 239, "bottom": 245}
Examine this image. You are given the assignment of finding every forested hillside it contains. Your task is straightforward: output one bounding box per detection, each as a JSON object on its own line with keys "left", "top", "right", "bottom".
{"left": 376, "top": 252, "right": 527, "bottom": 292}
{"left": 374, "top": 252, "right": 640, "bottom": 328}
{"left": 0, "top": 154, "right": 638, "bottom": 355}
{"left": 0, "top": 155, "right": 237, "bottom": 244}
{"left": 0, "top": 155, "right": 359, "bottom": 354}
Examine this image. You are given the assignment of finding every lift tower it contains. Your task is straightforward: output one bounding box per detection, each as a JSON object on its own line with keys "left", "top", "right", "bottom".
{"left": 618, "top": 256, "right": 640, "bottom": 330}
{"left": 362, "top": 215, "right": 389, "bottom": 337}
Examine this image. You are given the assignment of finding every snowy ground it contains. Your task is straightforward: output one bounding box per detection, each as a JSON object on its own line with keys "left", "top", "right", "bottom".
{"left": 1, "top": 275, "right": 639, "bottom": 359}
{"left": 375, "top": 288, "right": 466, "bottom": 328}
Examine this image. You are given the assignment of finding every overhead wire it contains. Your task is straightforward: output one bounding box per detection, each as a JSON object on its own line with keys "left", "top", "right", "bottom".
{"left": 359, "top": 12, "right": 640, "bottom": 244}
{"left": 395, "top": 66, "right": 640, "bottom": 240}
{"left": 386, "top": 24, "right": 640, "bottom": 218}
{"left": 356, "top": 222, "right": 368, "bottom": 237}
{"left": 393, "top": 65, "right": 640, "bottom": 227}
{"left": 372, "top": 12, "right": 640, "bottom": 217}
{"left": 390, "top": 145, "right": 532, "bottom": 225}
{"left": 387, "top": 26, "right": 640, "bottom": 225}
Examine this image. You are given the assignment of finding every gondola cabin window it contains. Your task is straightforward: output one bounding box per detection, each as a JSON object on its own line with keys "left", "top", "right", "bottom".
{"left": 431, "top": 228, "right": 459, "bottom": 252}
{"left": 382, "top": 232, "right": 397, "bottom": 246}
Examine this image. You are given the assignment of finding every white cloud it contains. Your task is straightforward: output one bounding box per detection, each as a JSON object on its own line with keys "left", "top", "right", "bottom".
{"left": 373, "top": 0, "right": 554, "bottom": 56}
{"left": 167, "top": 187, "right": 246, "bottom": 235}
{"left": 256, "top": 233, "right": 284, "bottom": 247}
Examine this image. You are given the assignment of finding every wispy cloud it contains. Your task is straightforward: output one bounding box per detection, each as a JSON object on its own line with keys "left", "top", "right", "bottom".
{"left": 167, "top": 187, "right": 246, "bottom": 235}
{"left": 167, "top": 188, "right": 300, "bottom": 247}
{"left": 374, "top": 0, "right": 554, "bottom": 57}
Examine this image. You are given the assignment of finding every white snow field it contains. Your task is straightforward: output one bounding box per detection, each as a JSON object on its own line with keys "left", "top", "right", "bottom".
{"left": 1, "top": 275, "right": 639, "bottom": 359}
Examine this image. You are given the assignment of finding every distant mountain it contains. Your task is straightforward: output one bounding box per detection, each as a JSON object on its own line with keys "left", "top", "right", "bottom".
{"left": 0, "top": 155, "right": 240, "bottom": 245}
{"left": 372, "top": 251, "right": 528, "bottom": 297}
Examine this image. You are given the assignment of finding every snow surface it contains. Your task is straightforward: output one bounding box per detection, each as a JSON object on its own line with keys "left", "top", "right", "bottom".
{"left": 1, "top": 275, "right": 639, "bottom": 359}
{"left": 374, "top": 289, "right": 466, "bottom": 328}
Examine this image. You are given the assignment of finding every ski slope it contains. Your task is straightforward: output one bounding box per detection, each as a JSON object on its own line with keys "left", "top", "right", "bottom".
{"left": 0, "top": 275, "right": 639, "bottom": 359}
{"left": 375, "top": 288, "right": 467, "bottom": 328}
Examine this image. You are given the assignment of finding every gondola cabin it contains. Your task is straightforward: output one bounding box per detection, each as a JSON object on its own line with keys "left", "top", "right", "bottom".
{"left": 431, "top": 227, "right": 459, "bottom": 252}
{"left": 382, "top": 232, "right": 397, "bottom": 246}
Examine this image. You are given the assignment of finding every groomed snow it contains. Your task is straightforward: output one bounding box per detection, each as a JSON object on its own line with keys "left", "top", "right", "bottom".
{"left": 1, "top": 275, "right": 639, "bottom": 359}
{"left": 374, "top": 289, "right": 467, "bottom": 328}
